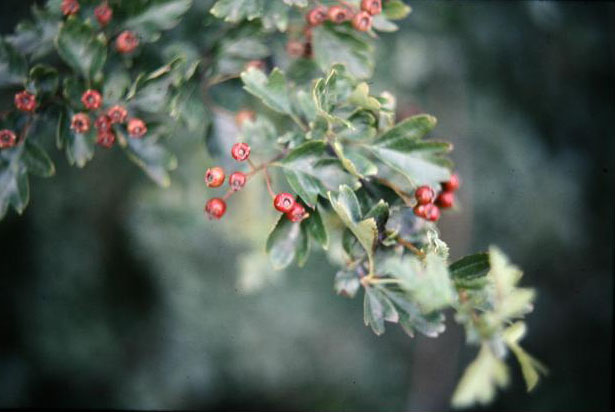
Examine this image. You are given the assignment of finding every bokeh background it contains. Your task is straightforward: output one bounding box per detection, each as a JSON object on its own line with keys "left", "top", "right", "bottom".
{"left": 1, "top": 1, "right": 613, "bottom": 410}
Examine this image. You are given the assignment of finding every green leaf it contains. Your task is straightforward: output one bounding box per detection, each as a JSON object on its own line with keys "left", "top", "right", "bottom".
{"left": 7, "top": 6, "right": 59, "bottom": 59}
{"left": 378, "top": 287, "right": 446, "bottom": 338}
{"left": 378, "top": 114, "right": 438, "bottom": 145}
{"left": 124, "top": 0, "right": 193, "bottom": 41}
{"left": 103, "top": 69, "right": 131, "bottom": 103}
{"left": 56, "top": 110, "right": 96, "bottom": 168}
{"left": 450, "top": 252, "right": 490, "bottom": 289}
{"left": 364, "top": 200, "right": 389, "bottom": 231}
{"left": 451, "top": 344, "right": 509, "bottom": 408}
{"left": 55, "top": 18, "right": 107, "bottom": 81}
{"left": 383, "top": 0, "right": 412, "bottom": 20}
{"left": 0, "top": 38, "right": 27, "bottom": 87}
{"left": 22, "top": 140, "right": 55, "bottom": 177}
{"left": 503, "top": 322, "right": 548, "bottom": 392}
{"left": 488, "top": 246, "right": 535, "bottom": 320}
{"left": 211, "top": 0, "right": 264, "bottom": 23}
{"left": 364, "top": 286, "right": 398, "bottom": 335}
{"left": 265, "top": 214, "right": 307, "bottom": 270}
{"left": 349, "top": 82, "right": 381, "bottom": 111}
{"left": 241, "top": 67, "right": 292, "bottom": 114}
{"left": 0, "top": 148, "right": 30, "bottom": 219}
{"left": 312, "top": 24, "right": 373, "bottom": 79}
{"left": 334, "top": 269, "right": 360, "bottom": 298}
{"left": 28, "top": 64, "right": 59, "bottom": 97}
{"left": 302, "top": 205, "right": 328, "bottom": 249}
{"left": 122, "top": 135, "right": 178, "bottom": 187}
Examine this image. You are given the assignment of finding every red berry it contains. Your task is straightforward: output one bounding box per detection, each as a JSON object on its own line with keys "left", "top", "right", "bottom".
{"left": 352, "top": 11, "right": 373, "bottom": 31}
{"left": 415, "top": 185, "right": 435, "bottom": 205}
{"left": 116, "top": 31, "right": 139, "bottom": 54}
{"left": 107, "top": 105, "right": 127, "bottom": 124}
{"left": 97, "top": 130, "right": 116, "bottom": 148}
{"left": 205, "top": 167, "right": 226, "bottom": 188}
{"left": 95, "top": 114, "right": 112, "bottom": 132}
{"left": 81, "top": 89, "right": 102, "bottom": 110}
{"left": 286, "top": 202, "right": 307, "bottom": 223}
{"left": 0, "top": 129, "right": 17, "bottom": 149}
{"left": 413, "top": 204, "right": 427, "bottom": 219}
{"left": 436, "top": 191, "right": 455, "bottom": 209}
{"left": 442, "top": 173, "right": 461, "bottom": 192}
{"left": 127, "top": 118, "right": 147, "bottom": 138}
{"left": 205, "top": 198, "right": 226, "bottom": 220}
{"left": 231, "top": 142, "right": 251, "bottom": 162}
{"left": 229, "top": 172, "right": 247, "bottom": 191}
{"left": 70, "top": 113, "right": 91, "bottom": 134}
{"left": 424, "top": 204, "right": 441, "bottom": 222}
{"left": 274, "top": 193, "right": 295, "bottom": 213}
{"left": 361, "top": 0, "right": 382, "bottom": 15}
{"left": 14, "top": 91, "right": 36, "bottom": 112}
{"left": 235, "top": 110, "right": 255, "bottom": 127}
{"left": 286, "top": 40, "right": 305, "bottom": 58}
{"left": 328, "top": 5, "right": 352, "bottom": 23}
{"left": 94, "top": 1, "right": 112, "bottom": 26}
{"left": 61, "top": 0, "right": 79, "bottom": 16}
{"left": 306, "top": 6, "right": 328, "bottom": 26}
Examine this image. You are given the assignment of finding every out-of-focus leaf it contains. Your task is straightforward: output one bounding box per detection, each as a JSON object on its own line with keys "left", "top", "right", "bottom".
{"left": 302, "top": 205, "right": 328, "bottom": 249}
{"left": 334, "top": 269, "right": 360, "bottom": 298}
{"left": 349, "top": 82, "right": 381, "bottom": 111}
{"left": 0, "top": 38, "right": 27, "bottom": 88}
{"left": 383, "top": 0, "right": 412, "bottom": 20}
{"left": 312, "top": 24, "right": 373, "bottom": 79}
{"left": 122, "top": 135, "right": 178, "bottom": 187}
{"left": 124, "top": 0, "right": 193, "bottom": 41}
{"left": 22, "top": 139, "right": 55, "bottom": 177}
{"left": 56, "top": 110, "right": 96, "bottom": 168}
{"left": 7, "top": 6, "right": 59, "bottom": 58}
{"left": 0, "top": 147, "right": 29, "bottom": 219}
{"left": 241, "top": 67, "right": 292, "bottom": 114}
{"left": 27, "top": 64, "right": 59, "bottom": 97}
{"left": 363, "top": 286, "right": 398, "bottom": 335}
{"left": 55, "top": 18, "right": 107, "bottom": 81}
{"left": 265, "top": 214, "right": 307, "bottom": 269}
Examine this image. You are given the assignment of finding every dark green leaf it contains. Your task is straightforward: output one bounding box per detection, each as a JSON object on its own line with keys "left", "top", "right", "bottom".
{"left": 55, "top": 18, "right": 107, "bottom": 81}
{"left": 7, "top": 6, "right": 59, "bottom": 59}
{"left": 450, "top": 252, "right": 490, "bottom": 289}
{"left": 312, "top": 24, "right": 373, "bottom": 79}
{"left": 0, "top": 147, "right": 29, "bottom": 219}
{"left": 301, "top": 205, "right": 328, "bottom": 249}
{"left": 241, "top": 67, "right": 292, "bottom": 114}
{"left": 28, "top": 64, "right": 59, "bottom": 96}
{"left": 363, "top": 286, "right": 398, "bottom": 335}
{"left": 122, "top": 135, "right": 178, "bottom": 187}
{"left": 22, "top": 139, "right": 55, "bottom": 177}
{"left": 378, "top": 114, "right": 437, "bottom": 145}
{"left": 265, "top": 214, "right": 307, "bottom": 269}
{"left": 0, "top": 38, "right": 27, "bottom": 87}
{"left": 124, "top": 0, "right": 193, "bottom": 41}
{"left": 56, "top": 110, "right": 96, "bottom": 168}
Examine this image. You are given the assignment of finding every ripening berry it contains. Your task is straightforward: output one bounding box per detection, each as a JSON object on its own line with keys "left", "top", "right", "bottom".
{"left": 107, "top": 105, "right": 127, "bottom": 124}
{"left": 415, "top": 185, "right": 435, "bottom": 205}
{"left": 231, "top": 142, "right": 251, "bottom": 162}
{"left": 328, "top": 5, "right": 352, "bottom": 23}
{"left": 413, "top": 204, "right": 427, "bottom": 219}
{"left": 352, "top": 11, "right": 373, "bottom": 32}
{"left": 361, "top": 0, "right": 382, "bottom": 15}
{"left": 286, "top": 40, "right": 306, "bottom": 58}
{"left": 95, "top": 114, "right": 112, "bottom": 132}
{"left": 61, "top": 0, "right": 79, "bottom": 16}
{"left": 436, "top": 191, "right": 455, "bottom": 209}
{"left": 94, "top": 1, "right": 113, "bottom": 26}
{"left": 70, "top": 113, "right": 91, "bottom": 134}
{"left": 244, "top": 60, "right": 265, "bottom": 71}
{"left": 235, "top": 110, "right": 255, "bottom": 127}
{"left": 205, "top": 166, "right": 226, "bottom": 188}
{"left": 205, "top": 198, "right": 226, "bottom": 220}
{"left": 14, "top": 91, "right": 36, "bottom": 112}
{"left": 424, "top": 203, "right": 441, "bottom": 222}
{"left": 273, "top": 193, "right": 295, "bottom": 213}
{"left": 116, "top": 31, "right": 139, "bottom": 54}
{"left": 127, "top": 118, "right": 147, "bottom": 138}
{"left": 306, "top": 6, "right": 328, "bottom": 26}
{"left": 0, "top": 129, "right": 17, "bottom": 149}
{"left": 81, "top": 89, "right": 102, "bottom": 110}
{"left": 97, "top": 130, "right": 116, "bottom": 148}
{"left": 442, "top": 173, "right": 461, "bottom": 192}
{"left": 286, "top": 202, "right": 307, "bottom": 223}
{"left": 229, "top": 172, "right": 247, "bottom": 191}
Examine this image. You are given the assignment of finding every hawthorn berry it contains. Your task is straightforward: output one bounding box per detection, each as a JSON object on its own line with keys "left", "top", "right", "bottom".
{"left": 231, "top": 142, "right": 251, "bottom": 162}
{"left": 61, "top": 0, "right": 79, "bottom": 16}
{"left": 0, "top": 129, "right": 17, "bottom": 149}
{"left": 107, "top": 105, "right": 127, "bottom": 124}
{"left": 94, "top": 114, "right": 112, "bottom": 132}
{"left": 229, "top": 172, "right": 247, "bottom": 191}
{"left": 97, "top": 130, "right": 116, "bottom": 148}
{"left": 127, "top": 118, "right": 147, "bottom": 138}
{"left": 361, "top": 0, "right": 382, "bottom": 15}
{"left": 205, "top": 166, "right": 226, "bottom": 188}
{"left": 81, "top": 90, "right": 102, "bottom": 110}
{"left": 235, "top": 110, "right": 255, "bottom": 127}
{"left": 286, "top": 40, "right": 306, "bottom": 58}
{"left": 70, "top": 113, "right": 91, "bottom": 134}
{"left": 352, "top": 11, "right": 373, "bottom": 32}
{"left": 306, "top": 6, "right": 328, "bottom": 26}
{"left": 328, "top": 5, "right": 352, "bottom": 23}
{"left": 424, "top": 203, "right": 441, "bottom": 222}
{"left": 94, "top": 1, "right": 112, "bottom": 26}
{"left": 205, "top": 198, "right": 226, "bottom": 220}
{"left": 273, "top": 193, "right": 296, "bottom": 213}
{"left": 14, "top": 91, "right": 36, "bottom": 112}
{"left": 436, "top": 191, "right": 455, "bottom": 209}
{"left": 286, "top": 202, "right": 307, "bottom": 223}
{"left": 413, "top": 204, "right": 427, "bottom": 219}
{"left": 442, "top": 173, "right": 461, "bottom": 192}
{"left": 415, "top": 185, "right": 435, "bottom": 205}
{"left": 116, "top": 31, "right": 139, "bottom": 54}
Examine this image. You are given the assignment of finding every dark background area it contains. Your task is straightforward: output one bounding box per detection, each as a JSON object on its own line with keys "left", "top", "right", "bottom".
{"left": 1, "top": 1, "right": 613, "bottom": 410}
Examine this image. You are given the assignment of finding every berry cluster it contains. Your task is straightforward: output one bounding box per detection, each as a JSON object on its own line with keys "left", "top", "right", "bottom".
{"left": 413, "top": 173, "right": 461, "bottom": 222}
{"left": 287, "top": 0, "right": 383, "bottom": 58}
{"left": 60, "top": 0, "right": 139, "bottom": 54}
{"left": 71, "top": 89, "right": 147, "bottom": 148}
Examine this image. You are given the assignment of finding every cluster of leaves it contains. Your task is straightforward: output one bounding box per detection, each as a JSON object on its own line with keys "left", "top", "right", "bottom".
{"left": 0, "top": 0, "right": 545, "bottom": 406}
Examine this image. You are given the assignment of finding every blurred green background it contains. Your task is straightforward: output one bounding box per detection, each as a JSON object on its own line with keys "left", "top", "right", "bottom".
{"left": 1, "top": 1, "right": 613, "bottom": 410}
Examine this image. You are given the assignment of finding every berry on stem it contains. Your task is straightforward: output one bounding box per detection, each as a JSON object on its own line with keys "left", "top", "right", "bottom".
{"left": 97, "top": 130, "right": 116, "bottom": 148}
{"left": 229, "top": 172, "right": 247, "bottom": 191}
{"left": 81, "top": 90, "right": 102, "bottom": 110}
{"left": 94, "top": 1, "right": 112, "bottom": 26}
{"left": 14, "top": 91, "right": 36, "bottom": 112}
{"left": 442, "top": 173, "right": 461, "bottom": 192}
{"left": 436, "top": 191, "right": 455, "bottom": 209}
{"left": 205, "top": 167, "right": 226, "bottom": 188}
{"left": 0, "top": 129, "right": 17, "bottom": 149}
{"left": 116, "top": 31, "right": 139, "bottom": 54}
{"left": 424, "top": 203, "right": 441, "bottom": 222}
{"left": 286, "top": 202, "right": 307, "bottom": 223}
{"left": 361, "top": 0, "right": 382, "bottom": 15}
{"left": 415, "top": 185, "right": 435, "bottom": 205}
{"left": 127, "top": 118, "right": 147, "bottom": 138}
{"left": 274, "top": 193, "right": 295, "bottom": 213}
{"left": 61, "top": 0, "right": 79, "bottom": 16}
{"left": 205, "top": 198, "right": 226, "bottom": 220}
{"left": 107, "top": 105, "right": 127, "bottom": 124}
{"left": 70, "top": 113, "right": 91, "bottom": 134}
{"left": 413, "top": 204, "right": 427, "bottom": 219}
{"left": 231, "top": 142, "right": 251, "bottom": 162}
{"left": 95, "top": 114, "right": 112, "bottom": 132}
{"left": 306, "top": 6, "right": 328, "bottom": 26}
{"left": 352, "top": 11, "right": 373, "bottom": 32}
{"left": 235, "top": 110, "right": 255, "bottom": 127}
{"left": 328, "top": 5, "right": 352, "bottom": 23}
